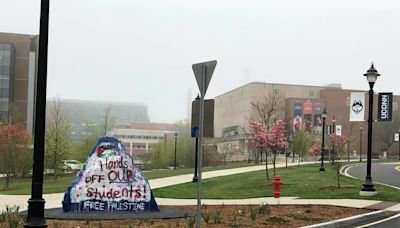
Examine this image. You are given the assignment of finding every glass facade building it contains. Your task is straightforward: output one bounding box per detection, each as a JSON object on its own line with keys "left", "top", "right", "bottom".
{"left": 0, "top": 42, "right": 15, "bottom": 121}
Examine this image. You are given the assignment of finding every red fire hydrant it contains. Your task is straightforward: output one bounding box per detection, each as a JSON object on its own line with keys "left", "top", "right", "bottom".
{"left": 272, "top": 175, "right": 282, "bottom": 198}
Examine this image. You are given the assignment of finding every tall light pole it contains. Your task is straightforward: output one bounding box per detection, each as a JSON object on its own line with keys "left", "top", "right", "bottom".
{"left": 360, "top": 63, "right": 379, "bottom": 196}
{"left": 174, "top": 132, "right": 178, "bottom": 170}
{"left": 359, "top": 126, "right": 363, "bottom": 162}
{"left": 398, "top": 130, "right": 400, "bottom": 160}
{"left": 332, "top": 116, "right": 336, "bottom": 163}
{"left": 25, "top": 0, "right": 49, "bottom": 227}
{"left": 320, "top": 108, "right": 328, "bottom": 172}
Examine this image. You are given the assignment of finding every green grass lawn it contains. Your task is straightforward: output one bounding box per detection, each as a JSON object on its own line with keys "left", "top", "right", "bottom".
{"left": 0, "top": 163, "right": 257, "bottom": 195}
{"left": 153, "top": 163, "right": 400, "bottom": 202}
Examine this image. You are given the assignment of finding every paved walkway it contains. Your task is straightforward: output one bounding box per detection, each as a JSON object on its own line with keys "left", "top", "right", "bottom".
{"left": 1, "top": 160, "right": 400, "bottom": 214}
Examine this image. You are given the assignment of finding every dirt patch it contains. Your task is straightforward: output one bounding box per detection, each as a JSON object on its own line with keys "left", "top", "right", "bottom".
{"left": 4, "top": 205, "right": 372, "bottom": 227}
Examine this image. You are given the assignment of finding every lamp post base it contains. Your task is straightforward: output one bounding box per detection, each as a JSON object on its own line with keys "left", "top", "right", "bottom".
{"left": 359, "top": 190, "right": 377, "bottom": 196}
{"left": 319, "top": 167, "right": 325, "bottom": 172}
{"left": 192, "top": 176, "right": 198, "bottom": 182}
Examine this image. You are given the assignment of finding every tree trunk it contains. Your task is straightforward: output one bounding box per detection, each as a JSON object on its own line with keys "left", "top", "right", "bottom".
{"left": 273, "top": 152, "right": 276, "bottom": 177}
{"left": 337, "top": 168, "right": 341, "bottom": 188}
{"left": 265, "top": 151, "right": 269, "bottom": 179}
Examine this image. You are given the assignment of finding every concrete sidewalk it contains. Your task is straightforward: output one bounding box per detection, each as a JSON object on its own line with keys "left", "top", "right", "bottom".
{"left": 1, "top": 160, "right": 399, "bottom": 215}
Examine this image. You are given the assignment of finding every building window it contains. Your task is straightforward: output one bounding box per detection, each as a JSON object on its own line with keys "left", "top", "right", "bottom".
{"left": 346, "top": 97, "right": 350, "bottom": 106}
{"left": 309, "top": 91, "right": 314, "bottom": 97}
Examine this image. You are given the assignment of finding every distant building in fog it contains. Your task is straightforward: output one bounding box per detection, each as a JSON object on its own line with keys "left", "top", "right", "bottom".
{"left": 111, "top": 122, "right": 176, "bottom": 164}
{"left": 47, "top": 99, "right": 150, "bottom": 142}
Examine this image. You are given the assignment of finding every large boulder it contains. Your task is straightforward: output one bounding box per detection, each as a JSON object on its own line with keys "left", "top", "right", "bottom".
{"left": 62, "top": 137, "right": 159, "bottom": 212}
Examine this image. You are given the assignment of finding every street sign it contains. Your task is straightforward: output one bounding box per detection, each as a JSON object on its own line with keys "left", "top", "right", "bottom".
{"left": 191, "top": 99, "right": 214, "bottom": 137}
{"left": 395, "top": 133, "right": 399, "bottom": 142}
{"left": 192, "top": 60, "right": 217, "bottom": 228}
{"left": 192, "top": 60, "right": 217, "bottom": 96}
{"left": 336, "top": 125, "right": 342, "bottom": 136}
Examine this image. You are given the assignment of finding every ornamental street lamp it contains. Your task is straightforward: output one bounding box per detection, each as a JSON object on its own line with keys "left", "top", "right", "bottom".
{"left": 398, "top": 130, "right": 400, "bottom": 160}
{"left": 360, "top": 63, "right": 379, "bottom": 196}
{"left": 320, "top": 108, "right": 328, "bottom": 172}
{"left": 174, "top": 132, "right": 178, "bottom": 170}
{"left": 332, "top": 116, "right": 336, "bottom": 162}
{"left": 359, "top": 126, "right": 363, "bottom": 162}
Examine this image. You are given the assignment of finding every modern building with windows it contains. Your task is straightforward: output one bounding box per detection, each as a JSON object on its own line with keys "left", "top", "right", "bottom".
{"left": 0, "top": 32, "right": 38, "bottom": 133}
{"left": 111, "top": 122, "right": 176, "bottom": 164}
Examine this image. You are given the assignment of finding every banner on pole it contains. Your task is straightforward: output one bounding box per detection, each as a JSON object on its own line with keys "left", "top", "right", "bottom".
{"left": 378, "top": 93, "right": 393, "bottom": 121}
{"left": 395, "top": 133, "right": 399, "bottom": 142}
{"left": 349, "top": 92, "right": 365, "bottom": 122}
{"left": 335, "top": 125, "right": 342, "bottom": 136}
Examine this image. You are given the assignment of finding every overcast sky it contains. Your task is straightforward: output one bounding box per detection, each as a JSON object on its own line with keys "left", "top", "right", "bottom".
{"left": 1, "top": 0, "right": 399, "bottom": 123}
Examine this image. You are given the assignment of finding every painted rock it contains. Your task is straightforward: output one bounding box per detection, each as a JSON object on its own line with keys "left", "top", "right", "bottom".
{"left": 62, "top": 137, "right": 159, "bottom": 212}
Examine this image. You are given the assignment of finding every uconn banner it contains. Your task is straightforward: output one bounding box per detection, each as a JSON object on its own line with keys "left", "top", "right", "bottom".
{"left": 378, "top": 93, "right": 393, "bottom": 121}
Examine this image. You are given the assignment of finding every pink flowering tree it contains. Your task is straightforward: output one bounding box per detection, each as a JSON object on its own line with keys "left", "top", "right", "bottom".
{"left": 308, "top": 138, "right": 321, "bottom": 163}
{"left": 248, "top": 119, "right": 287, "bottom": 179}
{"left": 327, "top": 133, "right": 349, "bottom": 188}
{"left": 267, "top": 120, "right": 287, "bottom": 176}
{"left": 0, "top": 123, "right": 30, "bottom": 190}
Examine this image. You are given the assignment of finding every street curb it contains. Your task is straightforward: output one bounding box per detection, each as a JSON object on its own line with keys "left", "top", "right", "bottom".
{"left": 300, "top": 210, "right": 398, "bottom": 228}
{"left": 342, "top": 164, "right": 400, "bottom": 190}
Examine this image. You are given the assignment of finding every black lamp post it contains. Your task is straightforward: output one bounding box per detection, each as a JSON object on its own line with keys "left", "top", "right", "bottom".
{"left": 25, "top": 0, "right": 49, "bottom": 227}
{"left": 174, "top": 132, "right": 178, "bottom": 169}
{"left": 359, "top": 126, "right": 363, "bottom": 162}
{"left": 320, "top": 108, "right": 328, "bottom": 172}
{"left": 332, "top": 116, "right": 336, "bottom": 162}
{"left": 398, "top": 130, "right": 400, "bottom": 160}
{"left": 360, "top": 63, "right": 379, "bottom": 196}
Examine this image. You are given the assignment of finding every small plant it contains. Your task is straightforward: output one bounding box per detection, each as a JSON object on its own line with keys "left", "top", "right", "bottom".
{"left": 305, "top": 209, "right": 312, "bottom": 213}
{"left": 258, "top": 203, "right": 271, "bottom": 215}
{"left": 228, "top": 214, "right": 239, "bottom": 227}
{"left": 250, "top": 206, "right": 258, "bottom": 221}
{"left": 187, "top": 216, "right": 195, "bottom": 228}
{"left": 212, "top": 209, "right": 222, "bottom": 224}
{"left": 201, "top": 204, "right": 207, "bottom": 210}
{"left": 53, "top": 221, "right": 63, "bottom": 228}
{"left": 202, "top": 213, "right": 210, "bottom": 223}
{"left": 8, "top": 217, "right": 19, "bottom": 228}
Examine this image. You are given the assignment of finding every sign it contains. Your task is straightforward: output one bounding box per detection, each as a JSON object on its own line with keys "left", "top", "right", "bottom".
{"left": 191, "top": 99, "right": 214, "bottom": 137}
{"left": 335, "top": 125, "right": 342, "bottom": 136}
{"left": 326, "top": 125, "right": 331, "bottom": 135}
{"left": 293, "top": 103, "right": 303, "bottom": 132}
{"left": 192, "top": 60, "right": 217, "bottom": 96}
{"left": 63, "top": 137, "right": 159, "bottom": 212}
{"left": 395, "top": 133, "right": 399, "bottom": 142}
{"left": 303, "top": 100, "right": 313, "bottom": 133}
{"left": 378, "top": 93, "right": 393, "bottom": 121}
{"left": 349, "top": 92, "right": 365, "bottom": 122}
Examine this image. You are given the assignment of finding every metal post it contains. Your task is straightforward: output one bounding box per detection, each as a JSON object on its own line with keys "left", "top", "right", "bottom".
{"left": 292, "top": 135, "right": 295, "bottom": 163}
{"left": 196, "top": 64, "right": 206, "bottom": 228}
{"left": 332, "top": 117, "right": 336, "bottom": 163}
{"left": 25, "top": 0, "right": 49, "bottom": 227}
{"left": 192, "top": 137, "right": 198, "bottom": 182}
{"left": 174, "top": 132, "right": 178, "bottom": 170}
{"left": 359, "top": 126, "right": 363, "bottom": 162}
{"left": 360, "top": 82, "right": 376, "bottom": 194}
{"left": 398, "top": 131, "right": 400, "bottom": 160}
{"left": 319, "top": 114, "right": 326, "bottom": 172}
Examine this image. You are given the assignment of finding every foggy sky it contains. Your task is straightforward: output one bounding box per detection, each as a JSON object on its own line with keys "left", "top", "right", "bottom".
{"left": 1, "top": 0, "right": 399, "bottom": 123}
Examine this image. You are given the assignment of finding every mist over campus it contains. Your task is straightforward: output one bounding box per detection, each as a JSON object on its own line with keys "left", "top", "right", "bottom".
{"left": 1, "top": 1, "right": 400, "bottom": 227}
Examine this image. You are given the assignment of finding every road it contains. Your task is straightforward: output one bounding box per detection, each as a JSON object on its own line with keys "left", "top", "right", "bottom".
{"left": 347, "top": 162, "right": 400, "bottom": 228}
{"left": 346, "top": 163, "right": 400, "bottom": 188}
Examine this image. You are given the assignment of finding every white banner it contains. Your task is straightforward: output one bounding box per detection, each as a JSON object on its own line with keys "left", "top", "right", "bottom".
{"left": 350, "top": 92, "right": 365, "bottom": 122}
{"left": 336, "top": 125, "right": 342, "bottom": 136}
{"left": 395, "top": 133, "right": 399, "bottom": 142}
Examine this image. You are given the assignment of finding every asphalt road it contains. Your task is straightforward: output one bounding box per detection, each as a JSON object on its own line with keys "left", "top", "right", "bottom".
{"left": 357, "top": 214, "right": 400, "bottom": 228}
{"left": 346, "top": 163, "right": 400, "bottom": 188}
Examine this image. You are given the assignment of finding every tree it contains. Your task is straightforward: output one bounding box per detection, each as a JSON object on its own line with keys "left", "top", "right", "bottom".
{"left": 309, "top": 138, "right": 321, "bottom": 163}
{"left": 248, "top": 119, "right": 270, "bottom": 179}
{"left": 0, "top": 123, "right": 29, "bottom": 190}
{"left": 219, "top": 143, "right": 239, "bottom": 165}
{"left": 267, "top": 120, "right": 287, "bottom": 176}
{"left": 328, "top": 133, "right": 349, "bottom": 188}
{"left": 249, "top": 91, "right": 284, "bottom": 130}
{"left": 70, "top": 121, "right": 100, "bottom": 162}
{"left": 45, "top": 99, "right": 71, "bottom": 179}
{"left": 101, "top": 105, "right": 115, "bottom": 136}
{"left": 292, "top": 130, "right": 313, "bottom": 164}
